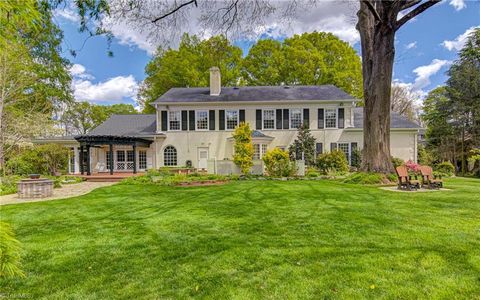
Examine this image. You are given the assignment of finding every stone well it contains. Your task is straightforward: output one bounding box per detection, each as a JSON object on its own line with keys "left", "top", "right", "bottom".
{"left": 17, "top": 178, "right": 54, "bottom": 199}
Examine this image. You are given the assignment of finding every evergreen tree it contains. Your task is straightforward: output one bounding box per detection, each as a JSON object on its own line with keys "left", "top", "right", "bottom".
{"left": 288, "top": 124, "right": 316, "bottom": 165}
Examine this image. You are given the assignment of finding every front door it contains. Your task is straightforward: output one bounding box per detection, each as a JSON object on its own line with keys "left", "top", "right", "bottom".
{"left": 197, "top": 148, "right": 209, "bottom": 170}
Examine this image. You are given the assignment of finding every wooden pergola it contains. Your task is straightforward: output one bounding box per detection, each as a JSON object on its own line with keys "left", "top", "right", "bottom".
{"left": 74, "top": 135, "right": 153, "bottom": 175}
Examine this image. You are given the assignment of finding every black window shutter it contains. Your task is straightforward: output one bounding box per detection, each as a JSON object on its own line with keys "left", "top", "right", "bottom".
{"left": 330, "top": 143, "right": 337, "bottom": 152}
{"left": 283, "top": 109, "right": 289, "bottom": 129}
{"left": 209, "top": 110, "right": 215, "bottom": 130}
{"left": 256, "top": 110, "right": 262, "bottom": 130}
{"left": 338, "top": 108, "right": 345, "bottom": 129}
{"left": 276, "top": 109, "right": 283, "bottom": 129}
{"left": 303, "top": 109, "right": 309, "bottom": 128}
{"left": 316, "top": 143, "right": 323, "bottom": 155}
{"left": 351, "top": 142, "right": 358, "bottom": 150}
{"left": 161, "top": 111, "right": 167, "bottom": 131}
{"left": 188, "top": 110, "right": 195, "bottom": 131}
{"left": 181, "top": 110, "right": 188, "bottom": 131}
{"left": 219, "top": 110, "right": 225, "bottom": 130}
{"left": 318, "top": 108, "right": 324, "bottom": 129}
{"left": 239, "top": 110, "right": 245, "bottom": 123}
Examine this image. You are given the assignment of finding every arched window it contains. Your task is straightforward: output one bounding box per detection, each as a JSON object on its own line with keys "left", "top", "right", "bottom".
{"left": 164, "top": 146, "right": 177, "bottom": 166}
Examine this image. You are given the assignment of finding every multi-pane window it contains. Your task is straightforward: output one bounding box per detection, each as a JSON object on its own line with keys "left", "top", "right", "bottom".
{"left": 168, "top": 111, "right": 181, "bottom": 131}
{"left": 117, "top": 150, "right": 125, "bottom": 162}
{"left": 253, "top": 144, "right": 268, "bottom": 160}
{"left": 338, "top": 143, "right": 350, "bottom": 164}
{"left": 325, "top": 108, "right": 337, "bottom": 128}
{"left": 261, "top": 144, "right": 267, "bottom": 158}
{"left": 226, "top": 110, "right": 239, "bottom": 130}
{"left": 164, "top": 146, "right": 177, "bottom": 166}
{"left": 106, "top": 151, "right": 112, "bottom": 170}
{"left": 127, "top": 150, "right": 134, "bottom": 162}
{"left": 139, "top": 150, "right": 147, "bottom": 169}
{"left": 196, "top": 111, "right": 208, "bottom": 130}
{"left": 290, "top": 109, "right": 303, "bottom": 129}
{"left": 263, "top": 109, "right": 275, "bottom": 129}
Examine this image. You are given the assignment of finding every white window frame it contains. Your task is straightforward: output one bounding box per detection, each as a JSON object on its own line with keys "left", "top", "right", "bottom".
{"left": 253, "top": 143, "right": 268, "bottom": 160}
{"left": 225, "top": 109, "right": 239, "bottom": 130}
{"left": 195, "top": 110, "right": 209, "bottom": 131}
{"left": 289, "top": 108, "right": 303, "bottom": 129}
{"left": 262, "top": 109, "right": 276, "bottom": 130}
{"left": 337, "top": 142, "right": 351, "bottom": 165}
{"left": 325, "top": 108, "right": 338, "bottom": 129}
{"left": 168, "top": 111, "right": 182, "bottom": 131}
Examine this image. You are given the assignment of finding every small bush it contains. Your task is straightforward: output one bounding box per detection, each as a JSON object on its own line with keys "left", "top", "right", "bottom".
{"left": 391, "top": 157, "right": 404, "bottom": 168}
{"left": 351, "top": 148, "right": 362, "bottom": 168}
{"left": 5, "top": 144, "right": 69, "bottom": 176}
{"left": 343, "top": 172, "right": 395, "bottom": 185}
{"left": 262, "top": 148, "right": 297, "bottom": 177}
{"left": 435, "top": 161, "right": 455, "bottom": 176}
{"left": 316, "top": 150, "right": 349, "bottom": 175}
{"left": 305, "top": 167, "right": 320, "bottom": 178}
{"left": 0, "top": 176, "right": 21, "bottom": 195}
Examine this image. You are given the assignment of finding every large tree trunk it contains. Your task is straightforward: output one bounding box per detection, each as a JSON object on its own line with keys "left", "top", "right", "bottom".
{"left": 357, "top": 3, "right": 396, "bottom": 173}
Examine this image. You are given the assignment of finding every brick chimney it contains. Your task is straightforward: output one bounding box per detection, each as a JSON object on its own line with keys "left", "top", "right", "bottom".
{"left": 209, "top": 67, "right": 221, "bottom": 96}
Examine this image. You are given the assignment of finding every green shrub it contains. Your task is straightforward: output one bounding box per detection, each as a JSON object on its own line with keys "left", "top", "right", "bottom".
{"left": 5, "top": 144, "right": 69, "bottom": 176}
{"left": 232, "top": 122, "right": 254, "bottom": 175}
{"left": 343, "top": 172, "right": 395, "bottom": 185}
{"left": 262, "top": 148, "right": 297, "bottom": 177}
{"left": 0, "top": 176, "right": 21, "bottom": 195}
{"left": 391, "top": 157, "right": 404, "bottom": 168}
{"left": 351, "top": 148, "right": 362, "bottom": 169}
{"left": 305, "top": 167, "right": 320, "bottom": 178}
{"left": 418, "top": 145, "right": 435, "bottom": 166}
{"left": 435, "top": 161, "right": 455, "bottom": 176}
{"left": 316, "top": 150, "right": 349, "bottom": 175}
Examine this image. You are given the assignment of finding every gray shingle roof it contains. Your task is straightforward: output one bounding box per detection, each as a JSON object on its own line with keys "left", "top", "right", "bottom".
{"left": 154, "top": 85, "right": 356, "bottom": 103}
{"left": 86, "top": 114, "right": 157, "bottom": 137}
{"left": 353, "top": 107, "right": 421, "bottom": 129}
{"left": 251, "top": 130, "right": 273, "bottom": 139}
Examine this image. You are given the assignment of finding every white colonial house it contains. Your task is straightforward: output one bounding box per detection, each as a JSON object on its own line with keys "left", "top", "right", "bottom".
{"left": 38, "top": 67, "right": 421, "bottom": 176}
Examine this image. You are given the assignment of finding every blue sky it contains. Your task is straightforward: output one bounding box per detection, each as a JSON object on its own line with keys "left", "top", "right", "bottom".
{"left": 54, "top": 0, "right": 479, "bottom": 107}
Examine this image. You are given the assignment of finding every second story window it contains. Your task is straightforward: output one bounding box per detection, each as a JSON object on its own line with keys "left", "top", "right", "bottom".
{"left": 196, "top": 110, "right": 208, "bottom": 130}
{"left": 226, "top": 110, "right": 238, "bottom": 130}
{"left": 168, "top": 111, "right": 181, "bottom": 131}
{"left": 263, "top": 109, "right": 275, "bottom": 129}
{"left": 325, "top": 108, "right": 337, "bottom": 128}
{"left": 290, "top": 109, "right": 303, "bottom": 129}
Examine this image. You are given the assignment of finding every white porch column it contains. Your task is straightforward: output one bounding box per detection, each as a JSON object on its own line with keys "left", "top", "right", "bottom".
{"left": 73, "top": 145, "right": 80, "bottom": 174}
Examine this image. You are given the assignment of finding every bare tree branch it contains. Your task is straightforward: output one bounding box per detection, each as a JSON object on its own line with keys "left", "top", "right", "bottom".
{"left": 151, "top": 0, "right": 198, "bottom": 23}
{"left": 400, "top": 0, "right": 422, "bottom": 10}
{"left": 362, "top": 0, "right": 381, "bottom": 23}
{"left": 395, "top": 0, "right": 440, "bottom": 30}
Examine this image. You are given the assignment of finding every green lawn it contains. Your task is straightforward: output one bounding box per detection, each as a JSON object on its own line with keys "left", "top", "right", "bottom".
{"left": 1, "top": 178, "right": 479, "bottom": 299}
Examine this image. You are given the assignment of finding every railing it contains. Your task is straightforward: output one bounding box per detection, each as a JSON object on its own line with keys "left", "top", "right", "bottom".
{"left": 116, "top": 162, "right": 134, "bottom": 170}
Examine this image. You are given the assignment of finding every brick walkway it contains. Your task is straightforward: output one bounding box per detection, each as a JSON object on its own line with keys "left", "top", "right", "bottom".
{"left": 0, "top": 181, "right": 116, "bottom": 206}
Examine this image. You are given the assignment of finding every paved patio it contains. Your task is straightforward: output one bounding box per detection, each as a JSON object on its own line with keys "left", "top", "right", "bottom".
{"left": 0, "top": 181, "right": 116, "bottom": 206}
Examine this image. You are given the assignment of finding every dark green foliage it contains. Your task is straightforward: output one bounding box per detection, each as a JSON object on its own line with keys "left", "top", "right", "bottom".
{"left": 288, "top": 125, "right": 316, "bottom": 165}
{"left": 418, "top": 145, "right": 436, "bottom": 166}
{"left": 391, "top": 157, "right": 405, "bottom": 168}
{"left": 351, "top": 148, "right": 362, "bottom": 169}
{"left": 0, "top": 178, "right": 480, "bottom": 297}
{"left": 120, "top": 170, "right": 228, "bottom": 186}
{"left": 316, "top": 150, "right": 349, "bottom": 175}
{"left": 305, "top": 167, "right": 320, "bottom": 178}
{"left": 435, "top": 161, "right": 455, "bottom": 177}
{"left": 5, "top": 145, "right": 69, "bottom": 176}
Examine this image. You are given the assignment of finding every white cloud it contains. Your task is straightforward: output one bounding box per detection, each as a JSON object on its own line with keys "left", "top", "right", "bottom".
{"left": 103, "top": 17, "right": 158, "bottom": 54}
{"left": 412, "top": 59, "right": 451, "bottom": 90}
{"left": 69, "top": 63, "right": 138, "bottom": 103}
{"left": 442, "top": 26, "right": 479, "bottom": 51}
{"left": 53, "top": 7, "right": 80, "bottom": 22}
{"left": 405, "top": 41, "right": 417, "bottom": 49}
{"left": 449, "top": 0, "right": 466, "bottom": 11}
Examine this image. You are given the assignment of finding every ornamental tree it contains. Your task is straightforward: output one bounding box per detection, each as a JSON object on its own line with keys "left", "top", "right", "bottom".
{"left": 232, "top": 122, "right": 254, "bottom": 175}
